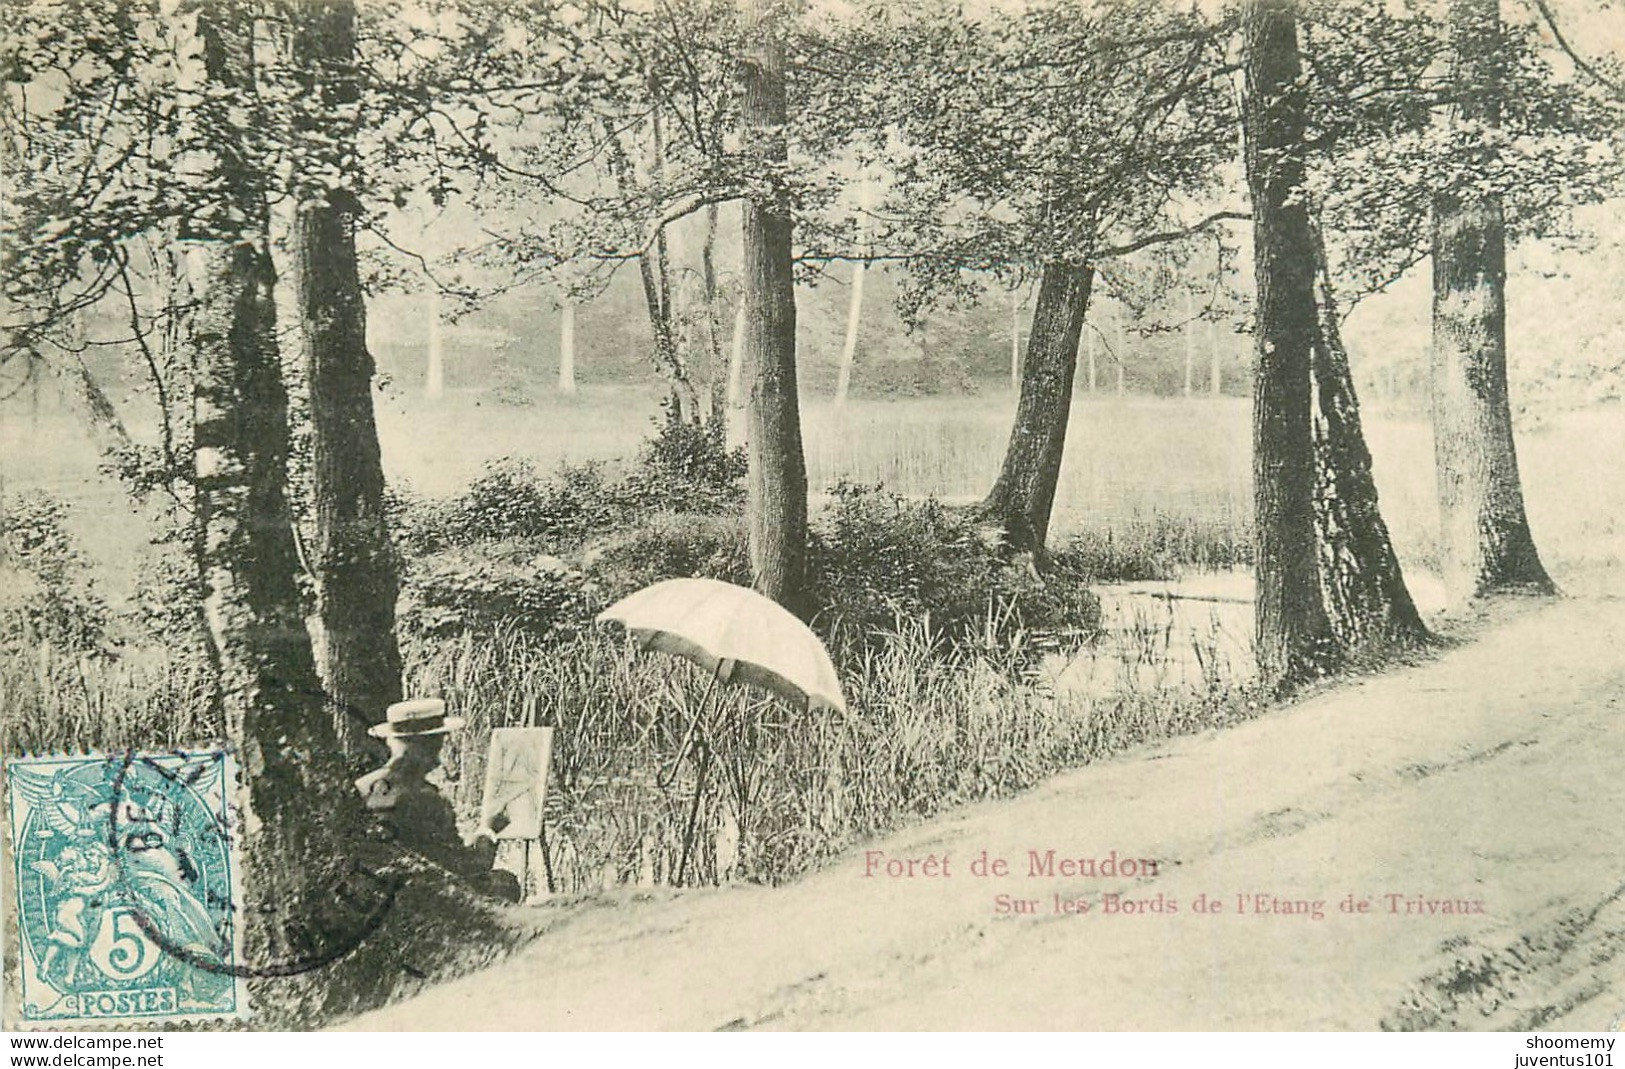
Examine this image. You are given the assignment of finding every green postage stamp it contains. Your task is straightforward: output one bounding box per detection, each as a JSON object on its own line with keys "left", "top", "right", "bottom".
{"left": 5, "top": 750, "right": 249, "bottom": 1028}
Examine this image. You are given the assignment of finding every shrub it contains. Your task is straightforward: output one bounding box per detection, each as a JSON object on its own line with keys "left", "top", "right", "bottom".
{"left": 621, "top": 402, "right": 746, "bottom": 515}
{"left": 579, "top": 512, "right": 751, "bottom": 603}
{"left": 399, "top": 546, "right": 598, "bottom": 643}
{"left": 0, "top": 491, "right": 110, "bottom": 654}
{"left": 807, "top": 482, "right": 1100, "bottom": 661}
{"left": 397, "top": 458, "right": 625, "bottom": 554}
{"left": 127, "top": 536, "right": 210, "bottom": 655}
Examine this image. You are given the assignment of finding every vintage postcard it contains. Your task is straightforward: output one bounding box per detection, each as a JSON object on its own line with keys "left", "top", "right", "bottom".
{"left": 1, "top": 0, "right": 1622, "bottom": 1041}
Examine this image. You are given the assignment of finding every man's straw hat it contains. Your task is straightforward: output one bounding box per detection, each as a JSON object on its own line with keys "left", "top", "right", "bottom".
{"left": 368, "top": 698, "right": 465, "bottom": 739}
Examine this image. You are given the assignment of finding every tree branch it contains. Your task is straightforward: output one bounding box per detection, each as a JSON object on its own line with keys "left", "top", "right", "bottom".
{"left": 1096, "top": 210, "right": 1250, "bottom": 258}
{"left": 1528, "top": 0, "right": 1625, "bottom": 100}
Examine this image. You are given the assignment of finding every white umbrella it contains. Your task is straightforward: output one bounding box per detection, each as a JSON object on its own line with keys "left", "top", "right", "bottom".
{"left": 596, "top": 577, "right": 847, "bottom": 884}
{"left": 597, "top": 577, "right": 846, "bottom": 714}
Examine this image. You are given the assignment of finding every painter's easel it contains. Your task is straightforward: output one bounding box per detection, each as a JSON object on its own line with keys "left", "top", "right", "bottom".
{"left": 478, "top": 726, "right": 556, "bottom": 899}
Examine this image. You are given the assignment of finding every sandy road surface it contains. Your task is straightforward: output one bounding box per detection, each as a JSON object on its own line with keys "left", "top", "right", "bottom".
{"left": 348, "top": 594, "right": 1625, "bottom": 1031}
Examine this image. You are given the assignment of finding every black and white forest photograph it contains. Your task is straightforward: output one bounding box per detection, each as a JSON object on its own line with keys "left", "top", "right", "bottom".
{"left": 1, "top": 0, "right": 1623, "bottom": 1045}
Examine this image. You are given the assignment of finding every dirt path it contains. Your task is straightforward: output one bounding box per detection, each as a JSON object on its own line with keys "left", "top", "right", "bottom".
{"left": 346, "top": 593, "right": 1625, "bottom": 1032}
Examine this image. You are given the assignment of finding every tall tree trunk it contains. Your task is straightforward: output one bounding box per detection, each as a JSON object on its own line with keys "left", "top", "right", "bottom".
{"left": 558, "top": 297, "right": 577, "bottom": 394}
{"left": 726, "top": 301, "right": 746, "bottom": 449}
{"left": 1183, "top": 288, "right": 1196, "bottom": 397}
{"left": 189, "top": 0, "right": 370, "bottom": 972}
{"left": 1242, "top": 0, "right": 1338, "bottom": 693}
{"left": 1115, "top": 316, "right": 1126, "bottom": 396}
{"left": 834, "top": 260, "right": 865, "bottom": 406}
{"left": 1009, "top": 287, "right": 1022, "bottom": 391}
{"left": 1431, "top": 0, "right": 1554, "bottom": 603}
{"left": 701, "top": 202, "right": 726, "bottom": 423}
{"left": 741, "top": 0, "right": 809, "bottom": 615}
{"left": 637, "top": 251, "right": 697, "bottom": 422}
{"left": 1310, "top": 235, "right": 1431, "bottom": 658}
{"left": 424, "top": 287, "right": 444, "bottom": 399}
{"left": 293, "top": 0, "right": 402, "bottom": 769}
{"left": 981, "top": 260, "right": 1093, "bottom": 552}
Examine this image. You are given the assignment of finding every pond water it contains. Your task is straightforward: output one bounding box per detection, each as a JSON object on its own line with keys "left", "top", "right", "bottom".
{"left": 1042, "top": 567, "right": 1447, "bottom": 698}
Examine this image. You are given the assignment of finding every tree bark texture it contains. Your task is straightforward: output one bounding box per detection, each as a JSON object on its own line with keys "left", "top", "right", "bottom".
{"left": 1310, "top": 239, "right": 1431, "bottom": 658}
{"left": 1242, "top": 0, "right": 1339, "bottom": 693}
{"left": 834, "top": 259, "right": 865, "bottom": 406}
{"left": 190, "top": 0, "right": 371, "bottom": 972}
{"left": 638, "top": 249, "right": 699, "bottom": 422}
{"left": 741, "top": 0, "right": 810, "bottom": 616}
{"left": 559, "top": 298, "right": 577, "bottom": 394}
{"left": 981, "top": 260, "right": 1093, "bottom": 552}
{"left": 293, "top": 0, "right": 403, "bottom": 767}
{"left": 1431, "top": 0, "right": 1554, "bottom": 603}
{"left": 701, "top": 202, "right": 727, "bottom": 422}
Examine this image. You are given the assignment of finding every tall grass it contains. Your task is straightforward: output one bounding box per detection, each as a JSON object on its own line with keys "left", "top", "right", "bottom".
{"left": 399, "top": 610, "right": 1258, "bottom": 895}
{"left": 0, "top": 645, "right": 219, "bottom": 755}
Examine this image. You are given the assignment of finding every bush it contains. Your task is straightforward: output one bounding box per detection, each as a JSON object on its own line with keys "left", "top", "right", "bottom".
{"left": 580, "top": 512, "right": 751, "bottom": 603}
{"left": 128, "top": 536, "right": 210, "bottom": 655}
{"left": 621, "top": 402, "right": 746, "bottom": 515}
{"left": 394, "top": 458, "right": 624, "bottom": 555}
{"left": 399, "top": 546, "right": 598, "bottom": 643}
{"left": 807, "top": 482, "right": 1100, "bottom": 661}
{"left": 392, "top": 409, "right": 747, "bottom": 561}
{"left": 0, "top": 491, "right": 110, "bottom": 654}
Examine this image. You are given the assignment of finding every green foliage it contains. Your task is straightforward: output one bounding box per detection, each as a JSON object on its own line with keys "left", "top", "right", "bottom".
{"left": 395, "top": 458, "right": 622, "bottom": 554}
{"left": 127, "top": 538, "right": 209, "bottom": 654}
{"left": 807, "top": 481, "right": 1100, "bottom": 660}
{"left": 0, "top": 492, "right": 110, "bottom": 654}
{"left": 399, "top": 546, "right": 597, "bottom": 643}
{"left": 620, "top": 402, "right": 747, "bottom": 514}
{"left": 579, "top": 512, "right": 751, "bottom": 602}
{"left": 1302, "top": 2, "right": 1625, "bottom": 301}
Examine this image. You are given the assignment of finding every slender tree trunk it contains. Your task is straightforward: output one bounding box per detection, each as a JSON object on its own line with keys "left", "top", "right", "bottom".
{"left": 1009, "top": 288, "right": 1022, "bottom": 391}
{"left": 425, "top": 287, "right": 444, "bottom": 399}
{"left": 637, "top": 251, "right": 697, "bottom": 421}
{"left": 1115, "top": 316, "right": 1126, "bottom": 396}
{"left": 1431, "top": 0, "right": 1554, "bottom": 603}
{"left": 558, "top": 298, "right": 577, "bottom": 394}
{"left": 701, "top": 203, "right": 726, "bottom": 422}
{"left": 741, "top": 0, "right": 809, "bottom": 615}
{"left": 1242, "top": 0, "right": 1338, "bottom": 693}
{"left": 292, "top": 0, "right": 402, "bottom": 768}
{"left": 1086, "top": 319, "right": 1097, "bottom": 394}
{"left": 189, "top": 0, "right": 372, "bottom": 972}
{"left": 981, "top": 260, "right": 1093, "bottom": 552}
{"left": 834, "top": 261, "right": 865, "bottom": 406}
{"left": 1183, "top": 289, "right": 1196, "bottom": 397}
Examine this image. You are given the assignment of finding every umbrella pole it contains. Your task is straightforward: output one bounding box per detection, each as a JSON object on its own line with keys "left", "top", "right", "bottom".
{"left": 676, "top": 735, "right": 712, "bottom": 887}
{"left": 675, "top": 669, "right": 724, "bottom": 886}
{"left": 661, "top": 670, "right": 721, "bottom": 788}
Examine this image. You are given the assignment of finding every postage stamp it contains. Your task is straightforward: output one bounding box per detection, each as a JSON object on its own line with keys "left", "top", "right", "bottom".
{"left": 5, "top": 750, "right": 249, "bottom": 1028}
